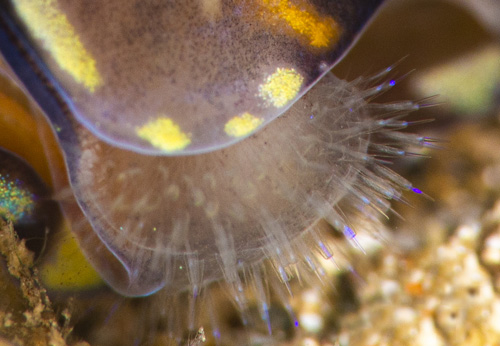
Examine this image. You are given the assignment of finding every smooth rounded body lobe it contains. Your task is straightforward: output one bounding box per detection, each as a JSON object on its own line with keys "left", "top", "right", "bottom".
{"left": 1, "top": 0, "right": 384, "bottom": 154}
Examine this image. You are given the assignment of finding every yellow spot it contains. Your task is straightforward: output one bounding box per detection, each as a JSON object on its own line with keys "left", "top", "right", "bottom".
{"left": 39, "top": 224, "right": 103, "bottom": 291}
{"left": 260, "top": 0, "right": 341, "bottom": 48}
{"left": 137, "top": 117, "right": 191, "bottom": 152}
{"left": 259, "top": 68, "right": 303, "bottom": 107}
{"left": 13, "top": 0, "right": 102, "bottom": 92}
{"left": 225, "top": 113, "right": 264, "bottom": 137}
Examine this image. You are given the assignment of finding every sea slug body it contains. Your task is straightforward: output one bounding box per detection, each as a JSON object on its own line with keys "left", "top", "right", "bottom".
{"left": 0, "top": 0, "right": 434, "bottom": 343}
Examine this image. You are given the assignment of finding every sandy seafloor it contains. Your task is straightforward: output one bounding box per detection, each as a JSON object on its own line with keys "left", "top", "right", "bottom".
{"left": 1, "top": 0, "right": 500, "bottom": 345}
